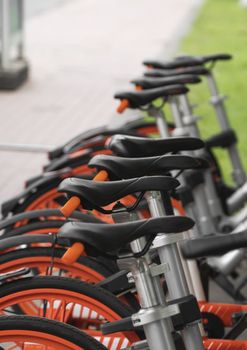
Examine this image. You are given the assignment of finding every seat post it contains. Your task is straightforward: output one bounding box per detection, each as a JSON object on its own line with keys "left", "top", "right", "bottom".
{"left": 147, "top": 104, "right": 201, "bottom": 231}
{"left": 178, "top": 93, "right": 225, "bottom": 226}
{"left": 148, "top": 105, "right": 170, "bottom": 137}
{"left": 206, "top": 71, "right": 246, "bottom": 186}
{"left": 116, "top": 212, "right": 177, "bottom": 350}
{"left": 146, "top": 190, "right": 205, "bottom": 350}
{"left": 147, "top": 104, "right": 207, "bottom": 302}
{"left": 168, "top": 96, "right": 217, "bottom": 236}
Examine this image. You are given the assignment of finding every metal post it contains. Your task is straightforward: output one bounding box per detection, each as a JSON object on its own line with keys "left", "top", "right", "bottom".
{"left": 169, "top": 97, "right": 217, "bottom": 236}
{"left": 115, "top": 204, "right": 177, "bottom": 350}
{"left": 147, "top": 191, "right": 204, "bottom": 350}
{"left": 179, "top": 93, "right": 224, "bottom": 225}
{"left": 1, "top": 0, "right": 10, "bottom": 69}
{"left": 17, "top": 0, "right": 24, "bottom": 59}
{"left": 0, "top": 0, "right": 28, "bottom": 89}
{"left": 207, "top": 72, "right": 246, "bottom": 186}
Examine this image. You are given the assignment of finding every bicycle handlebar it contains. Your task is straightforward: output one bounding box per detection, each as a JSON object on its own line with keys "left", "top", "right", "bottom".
{"left": 181, "top": 230, "right": 247, "bottom": 259}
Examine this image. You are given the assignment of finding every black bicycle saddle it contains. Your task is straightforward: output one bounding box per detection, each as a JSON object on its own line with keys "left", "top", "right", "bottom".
{"left": 88, "top": 154, "right": 208, "bottom": 180}
{"left": 143, "top": 57, "right": 204, "bottom": 70}
{"left": 114, "top": 85, "right": 188, "bottom": 109}
{"left": 58, "top": 176, "right": 179, "bottom": 210}
{"left": 107, "top": 135, "right": 204, "bottom": 157}
{"left": 144, "top": 66, "right": 209, "bottom": 78}
{"left": 131, "top": 74, "right": 201, "bottom": 90}
{"left": 175, "top": 53, "right": 232, "bottom": 65}
{"left": 58, "top": 216, "right": 194, "bottom": 255}
{"left": 143, "top": 53, "right": 232, "bottom": 71}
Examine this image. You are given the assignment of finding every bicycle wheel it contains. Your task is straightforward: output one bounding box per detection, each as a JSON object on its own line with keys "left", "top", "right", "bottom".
{"left": 0, "top": 315, "right": 107, "bottom": 349}
{"left": 2, "top": 220, "right": 63, "bottom": 237}
{"left": 0, "top": 247, "right": 114, "bottom": 282}
{"left": 0, "top": 276, "right": 139, "bottom": 348}
{"left": 7, "top": 177, "right": 113, "bottom": 224}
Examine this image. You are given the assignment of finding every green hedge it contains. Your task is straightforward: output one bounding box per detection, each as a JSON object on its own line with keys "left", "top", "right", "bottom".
{"left": 180, "top": 0, "right": 247, "bottom": 184}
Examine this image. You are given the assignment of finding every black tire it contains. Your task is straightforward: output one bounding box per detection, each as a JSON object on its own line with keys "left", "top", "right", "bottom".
{"left": 0, "top": 247, "right": 140, "bottom": 318}
{"left": 0, "top": 275, "right": 135, "bottom": 320}
{"left": 2, "top": 220, "right": 65, "bottom": 237}
{"left": 0, "top": 315, "right": 107, "bottom": 349}
{"left": 0, "top": 247, "right": 113, "bottom": 280}
{"left": 7, "top": 178, "right": 63, "bottom": 217}
{"left": 0, "top": 276, "right": 140, "bottom": 346}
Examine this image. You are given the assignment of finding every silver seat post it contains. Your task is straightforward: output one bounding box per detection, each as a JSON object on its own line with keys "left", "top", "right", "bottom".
{"left": 146, "top": 191, "right": 204, "bottom": 350}
{"left": 206, "top": 71, "right": 246, "bottom": 186}
{"left": 129, "top": 243, "right": 177, "bottom": 350}
{"left": 178, "top": 93, "right": 224, "bottom": 226}
{"left": 148, "top": 104, "right": 206, "bottom": 300}
{"left": 116, "top": 212, "right": 177, "bottom": 350}
{"left": 168, "top": 97, "right": 217, "bottom": 236}
{"left": 148, "top": 105, "right": 170, "bottom": 137}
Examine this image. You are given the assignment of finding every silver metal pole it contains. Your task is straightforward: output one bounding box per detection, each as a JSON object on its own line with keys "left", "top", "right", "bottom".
{"left": 148, "top": 105, "right": 206, "bottom": 300}
{"left": 179, "top": 93, "right": 224, "bottom": 224}
{"left": 18, "top": 0, "right": 24, "bottom": 59}
{"left": 1, "top": 0, "right": 10, "bottom": 69}
{"left": 147, "top": 191, "right": 204, "bottom": 350}
{"left": 116, "top": 209, "right": 176, "bottom": 350}
{"left": 207, "top": 73, "right": 246, "bottom": 186}
{"left": 169, "top": 97, "right": 217, "bottom": 236}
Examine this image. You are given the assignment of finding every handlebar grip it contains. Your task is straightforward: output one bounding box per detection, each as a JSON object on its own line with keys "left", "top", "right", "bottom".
{"left": 62, "top": 242, "right": 85, "bottom": 265}
{"left": 181, "top": 231, "right": 247, "bottom": 259}
{"left": 60, "top": 196, "right": 81, "bottom": 217}
{"left": 101, "top": 316, "right": 133, "bottom": 334}
{"left": 117, "top": 99, "right": 129, "bottom": 113}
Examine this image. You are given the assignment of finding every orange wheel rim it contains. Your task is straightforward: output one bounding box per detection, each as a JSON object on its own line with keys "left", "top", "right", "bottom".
{"left": 24, "top": 228, "right": 60, "bottom": 235}
{"left": 0, "top": 256, "right": 105, "bottom": 282}
{"left": 16, "top": 187, "right": 111, "bottom": 226}
{"left": 0, "top": 329, "right": 82, "bottom": 350}
{"left": 0, "top": 288, "right": 139, "bottom": 347}
{"left": 25, "top": 188, "right": 61, "bottom": 212}
{"left": 15, "top": 189, "right": 64, "bottom": 228}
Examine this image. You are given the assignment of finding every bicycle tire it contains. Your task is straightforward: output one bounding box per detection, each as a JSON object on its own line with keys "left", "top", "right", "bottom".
{"left": 0, "top": 276, "right": 139, "bottom": 347}
{"left": 0, "top": 247, "right": 113, "bottom": 281}
{"left": 0, "top": 275, "right": 135, "bottom": 317}
{"left": 0, "top": 315, "right": 107, "bottom": 349}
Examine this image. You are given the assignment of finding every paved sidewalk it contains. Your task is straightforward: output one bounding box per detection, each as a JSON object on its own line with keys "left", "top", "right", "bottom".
{"left": 0, "top": 0, "right": 203, "bottom": 202}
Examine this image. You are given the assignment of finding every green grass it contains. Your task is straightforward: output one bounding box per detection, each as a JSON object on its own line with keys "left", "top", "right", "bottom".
{"left": 179, "top": 0, "right": 247, "bottom": 184}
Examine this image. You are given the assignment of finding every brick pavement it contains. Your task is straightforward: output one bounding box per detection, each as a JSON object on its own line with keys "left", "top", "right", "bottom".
{"left": 0, "top": 0, "right": 203, "bottom": 203}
